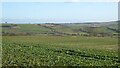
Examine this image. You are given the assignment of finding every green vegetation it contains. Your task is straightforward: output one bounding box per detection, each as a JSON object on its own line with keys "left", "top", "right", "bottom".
{"left": 2, "top": 21, "right": 119, "bottom": 66}
{"left": 2, "top": 36, "right": 118, "bottom": 66}
{"left": 1, "top": 21, "right": 118, "bottom": 36}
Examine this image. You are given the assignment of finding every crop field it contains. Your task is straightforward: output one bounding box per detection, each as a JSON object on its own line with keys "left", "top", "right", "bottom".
{"left": 2, "top": 36, "right": 118, "bottom": 66}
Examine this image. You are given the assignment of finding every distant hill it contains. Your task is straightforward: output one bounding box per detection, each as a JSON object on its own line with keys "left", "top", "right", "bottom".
{"left": 1, "top": 21, "right": 118, "bottom": 36}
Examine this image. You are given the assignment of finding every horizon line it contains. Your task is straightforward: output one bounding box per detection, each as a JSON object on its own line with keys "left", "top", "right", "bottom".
{"left": 1, "top": 20, "right": 119, "bottom": 24}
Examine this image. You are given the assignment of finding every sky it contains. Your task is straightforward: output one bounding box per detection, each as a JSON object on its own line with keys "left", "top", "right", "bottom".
{"left": 1, "top": 0, "right": 119, "bottom": 2}
{"left": 118, "top": 2, "right": 120, "bottom": 21}
{"left": 1, "top": 2, "right": 119, "bottom": 23}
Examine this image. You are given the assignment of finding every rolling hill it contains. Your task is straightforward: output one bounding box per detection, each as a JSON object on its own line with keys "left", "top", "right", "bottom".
{"left": 1, "top": 21, "right": 119, "bottom": 36}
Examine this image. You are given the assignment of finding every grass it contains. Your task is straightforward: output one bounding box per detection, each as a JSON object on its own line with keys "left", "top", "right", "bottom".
{"left": 2, "top": 24, "right": 52, "bottom": 34}
{"left": 2, "top": 36, "right": 118, "bottom": 66}
{"left": 2, "top": 23, "right": 118, "bottom": 35}
{"left": 1, "top": 22, "right": 119, "bottom": 66}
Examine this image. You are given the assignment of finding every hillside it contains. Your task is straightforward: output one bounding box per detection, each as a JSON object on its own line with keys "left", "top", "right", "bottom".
{"left": 1, "top": 21, "right": 119, "bottom": 37}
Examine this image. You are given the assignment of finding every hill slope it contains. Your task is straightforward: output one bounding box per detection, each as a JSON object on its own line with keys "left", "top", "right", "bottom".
{"left": 1, "top": 21, "right": 119, "bottom": 36}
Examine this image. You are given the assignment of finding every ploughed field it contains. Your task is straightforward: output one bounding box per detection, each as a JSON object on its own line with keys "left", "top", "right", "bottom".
{"left": 2, "top": 36, "right": 118, "bottom": 66}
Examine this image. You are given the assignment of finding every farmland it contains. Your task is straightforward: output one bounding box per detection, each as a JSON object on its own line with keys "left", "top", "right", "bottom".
{"left": 1, "top": 21, "right": 118, "bottom": 36}
{"left": 1, "top": 21, "right": 119, "bottom": 66}
{"left": 2, "top": 36, "right": 118, "bottom": 66}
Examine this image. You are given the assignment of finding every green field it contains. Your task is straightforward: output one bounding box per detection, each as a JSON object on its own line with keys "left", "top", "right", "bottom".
{"left": 2, "top": 36, "right": 118, "bottom": 66}
{"left": 1, "top": 22, "right": 119, "bottom": 66}
{"left": 1, "top": 21, "right": 118, "bottom": 36}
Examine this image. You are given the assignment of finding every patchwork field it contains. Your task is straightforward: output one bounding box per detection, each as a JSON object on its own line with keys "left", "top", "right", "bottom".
{"left": 2, "top": 36, "right": 118, "bottom": 66}
{"left": 1, "top": 21, "right": 119, "bottom": 66}
{"left": 1, "top": 21, "right": 118, "bottom": 36}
